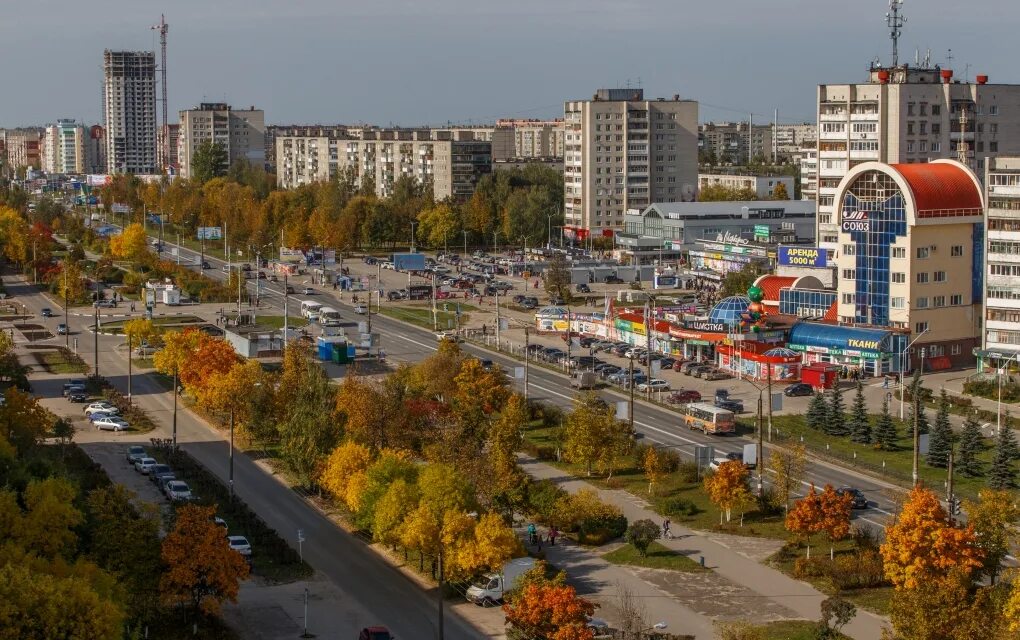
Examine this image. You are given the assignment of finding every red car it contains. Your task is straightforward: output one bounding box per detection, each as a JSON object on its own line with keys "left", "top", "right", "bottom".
{"left": 667, "top": 389, "right": 702, "bottom": 405}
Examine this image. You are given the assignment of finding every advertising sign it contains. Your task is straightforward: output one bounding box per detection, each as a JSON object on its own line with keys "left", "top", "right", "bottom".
{"left": 197, "top": 227, "right": 222, "bottom": 240}
{"left": 392, "top": 253, "right": 426, "bottom": 272}
{"left": 323, "top": 249, "right": 336, "bottom": 266}
{"left": 683, "top": 320, "right": 728, "bottom": 333}
{"left": 754, "top": 225, "right": 770, "bottom": 238}
{"left": 841, "top": 209, "right": 870, "bottom": 233}
{"left": 87, "top": 174, "right": 111, "bottom": 187}
{"left": 279, "top": 248, "right": 306, "bottom": 264}
{"left": 111, "top": 203, "right": 130, "bottom": 214}
{"left": 778, "top": 246, "right": 826, "bottom": 268}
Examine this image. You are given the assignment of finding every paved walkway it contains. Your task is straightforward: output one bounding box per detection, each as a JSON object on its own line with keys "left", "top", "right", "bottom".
{"left": 519, "top": 456, "right": 891, "bottom": 640}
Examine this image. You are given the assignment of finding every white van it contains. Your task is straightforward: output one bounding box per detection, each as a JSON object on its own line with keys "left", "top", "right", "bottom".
{"left": 466, "top": 557, "right": 536, "bottom": 606}
{"left": 318, "top": 306, "right": 342, "bottom": 326}
{"left": 300, "top": 301, "right": 323, "bottom": 320}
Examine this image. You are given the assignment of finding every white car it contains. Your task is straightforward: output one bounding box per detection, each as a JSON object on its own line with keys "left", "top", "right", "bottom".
{"left": 165, "top": 481, "right": 193, "bottom": 502}
{"left": 95, "top": 416, "right": 130, "bottom": 431}
{"left": 134, "top": 457, "right": 157, "bottom": 473}
{"left": 436, "top": 332, "right": 462, "bottom": 343}
{"left": 227, "top": 535, "right": 252, "bottom": 556}
{"left": 302, "top": 287, "right": 314, "bottom": 295}
{"left": 637, "top": 379, "right": 671, "bottom": 392}
{"left": 353, "top": 304, "right": 367, "bottom": 314}
{"left": 382, "top": 261, "right": 395, "bottom": 270}
{"left": 125, "top": 445, "right": 146, "bottom": 464}
{"left": 84, "top": 402, "right": 119, "bottom": 416}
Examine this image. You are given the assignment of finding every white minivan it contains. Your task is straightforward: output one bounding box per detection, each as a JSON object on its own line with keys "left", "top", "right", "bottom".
{"left": 301, "top": 301, "right": 323, "bottom": 320}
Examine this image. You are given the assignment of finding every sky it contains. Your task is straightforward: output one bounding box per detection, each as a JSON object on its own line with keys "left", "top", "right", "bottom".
{"left": 1, "top": 0, "right": 1017, "bottom": 128}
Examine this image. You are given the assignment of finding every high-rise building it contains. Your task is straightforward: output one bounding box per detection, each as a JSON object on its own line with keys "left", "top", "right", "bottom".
{"left": 698, "top": 122, "right": 773, "bottom": 165}
{"left": 42, "top": 119, "right": 87, "bottom": 174}
{"left": 276, "top": 135, "right": 335, "bottom": 188}
{"left": 266, "top": 125, "right": 350, "bottom": 172}
{"left": 177, "top": 103, "right": 265, "bottom": 178}
{"left": 1, "top": 129, "right": 43, "bottom": 170}
{"left": 85, "top": 125, "right": 106, "bottom": 174}
{"left": 564, "top": 89, "right": 698, "bottom": 233}
{"left": 103, "top": 50, "right": 158, "bottom": 174}
{"left": 813, "top": 66, "right": 1020, "bottom": 258}
{"left": 158, "top": 124, "right": 180, "bottom": 173}
{"left": 980, "top": 157, "right": 1020, "bottom": 370}
{"left": 774, "top": 123, "right": 817, "bottom": 160}
{"left": 495, "top": 119, "right": 565, "bottom": 159}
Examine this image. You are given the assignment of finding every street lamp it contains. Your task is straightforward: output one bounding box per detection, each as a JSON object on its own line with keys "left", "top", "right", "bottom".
{"left": 899, "top": 328, "right": 930, "bottom": 420}
{"left": 996, "top": 353, "right": 1019, "bottom": 435}
{"left": 912, "top": 346, "right": 929, "bottom": 487}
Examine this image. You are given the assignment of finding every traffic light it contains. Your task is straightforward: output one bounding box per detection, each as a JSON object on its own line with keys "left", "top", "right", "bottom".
{"left": 950, "top": 497, "right": 962, "bottom": 516}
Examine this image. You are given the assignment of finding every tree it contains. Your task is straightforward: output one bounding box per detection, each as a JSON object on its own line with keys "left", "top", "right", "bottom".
{"left": 786, "top": 485, "right": 824, "bottom": 554}
{"left": 806, "top": 392, "right": 828, "bottom": 431}
{"left": 354, "top": 449, "right": 417, "bottom": 530}
{"left": 57, "top": 258, "right": 87, "bottom": 303}
{"left": 909, "top": 371, "right": 930, "bottom": 436}
{"left": 698, "top": 184, "right": 758, "bottom": 202}
{"left": 642, "top": 446, "right": 670, "bottom": 495}
{"left": 719, "top": 262, "right": 760, "bottom": 298}
{"left": 180, "top": 335, "right": 238, "bottom": 394}
{"left": 160, "top": 504, "right": 250, "bottom": 615}
{"left": 819, "top": 596, "right": 856, "bottom": 638}
{"left": 703, "top": 460, "right": 751, "bottom": 523}
{"left": 825, "top": 385, "right": 847, "bottom": 437}
{"left": 197, "top": 359, "right": 272, "bottom": 443}
{"left": 544, "top": 253, "right": 571, "bottom": 300}
{"left": 0, "top": 388, "right": 53, "bottom": 453}
{"left": 848, "top": 381, "right": 872, "bottom": 444}
{"left": 372, "top": 478, "right": 419, "bottom": 546}
{"left": 889, "top": 571, "right": 1002, "bottom": 640}
{"left": 320, "top": 440, "right": 373, "bottom": 512}
{"left": 816, "top": 484, "right": 854, "bottom": 557}
{"left": 963, "top": 489, "right": 1020, "bottom": 584}
{"left": 447, "top": 512, "right": 521, "bottom": 579}
{"left": 488, "top": 394, "right": 527, "bottom": 494}
{"left": 123, "top": 318, "right": 159, "bottom": 352}
{"left": 956, "top": 413, "right": 984, "bottom": 476}
{"left": 278, "top": 361, "right": 341, "bottom": 488}
{"left": 108, "top": 222, "right": 149, "bottom": 262}
{"left": 453, "top": 357, "right": 510, "bottom": 421}
{"left": 926, "top": 389, "right": 954, "bottom": 468}
{"left": 767, "top": 443, "right": 806, "bottom": 513}
{"left": 564, "top": 392, "right": 631, "bottom": 477}
{"left": 879, "top": 485, "right": 983, "bottom": 589}
{"left": 624, "top": 519, "right": 660, "bottom": 556}
{"left": 770, "top": 182, "right": 790, "bottom": 200}
{"left": 18, "top": 477, "right": 84, "bottom": 558}
{"left": 503, "top": 582, "right": 597, "bottom": 640}
{"left": 874, "top": 395, "right": 899, "bottom": 451}
{"left": 989, "top": 422, "right": 1018, "bottom": 489}
{"left": 191, "top": 141, "right": 228, "bottom": 183}
{"left": 416, "top": 203, "right": 460, "bottom": 249}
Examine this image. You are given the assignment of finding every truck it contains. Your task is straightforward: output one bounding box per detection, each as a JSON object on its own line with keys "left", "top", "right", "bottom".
{"left": 570, "top": 371, "right": 597, "bottom": 390}
{"left": 465, "top": 557, "right": 536, "bottom": 606}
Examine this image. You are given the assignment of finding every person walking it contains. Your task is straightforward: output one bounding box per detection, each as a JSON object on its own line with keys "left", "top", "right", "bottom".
{"left": 527, "top": 522, "right": 537, "bottom": 546}
{"left": 548, "top": 526, "right": 558, "bottom": 546}
{"left": 662, "top": 518, "right": 672, "bottom": 540}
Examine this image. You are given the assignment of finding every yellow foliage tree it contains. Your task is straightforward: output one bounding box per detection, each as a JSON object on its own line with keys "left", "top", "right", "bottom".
{"left": 160, "top": 504, "right": 250, "bottom": 615}
{"left": 0, "top": 207, "right": 28, "bottom": 263}
{"left": 123, "top": 318, "right": 159, "bottom": 353}
{"left": 373, "top": 478, "right": 419, "bottom": 546}
{"left": 488, "top": 393, "right": 527, "bottom": 491}
{"left": 962, "top": 488, "right": 1020, "bottom": 584}
{"left": 19, "top": 477, "right": 84, "bottom": 558}
{"left": 880, "top": 485, "right": 984, "bottom": 590}
{"left": 446, "top": 512, "right": 522, "bottom": 579}
{"left": 320, "top": 440, "right": 373, "bottom": 512}
{"left": 108, "top": 222, "right": 149, "bottom": 262}
{"left": 564, "top": 392, "right": 631, "bottom": 477}
{"left": 153, "top": 328, "right": 202, "bottom": 379}
{"left": 0, "top": 388, "right": 53, "bottom": 453}
{"left": 195, "top": 359, "right": 267, "bottom": 438}
{"left": 703, "top": 460, "right": 751, "bottom": 523}
{"left": 643, "top": 446, "right": 670, "bottom": 495}
{"left": 453, "top": 357, "right": 510, "bottom": 417}
{"left": 399, "top": 502, "right": 441, "bottom": 558}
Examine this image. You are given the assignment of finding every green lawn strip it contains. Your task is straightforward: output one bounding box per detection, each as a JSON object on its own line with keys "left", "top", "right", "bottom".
{"left": 379, "top": 306, "right": 471, "bottom": 331}
{"left": 755, "top": 414, "right": 999, "bottom": 499}
{"left": 222, "top": 314, "right": 308, "bottom": 330}
{"left": 100, "top": 315, "right": 207, "bottom": 334}
{"left": 754, "top": 620, "right": 850, "bottom": 640}
{"left": 38, "top": 348, "right": 89, "bottom": 374}
{"left": 603, "top": 541, "right": 708, "bottom": 572}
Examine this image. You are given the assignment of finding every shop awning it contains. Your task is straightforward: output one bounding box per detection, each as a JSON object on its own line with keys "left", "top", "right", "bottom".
{"left": 787, "top": 323, "right": 895, "bottom": 354}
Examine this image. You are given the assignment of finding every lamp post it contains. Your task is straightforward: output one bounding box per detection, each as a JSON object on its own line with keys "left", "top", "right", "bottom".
{"left": 229, "top": 406, "right": 235, "bottom": 500}
{"left": 996, "top": 353, "right": 1019, "bottom": 435}
{"left": 899, "top": 328, "right": 930, "bottom": 420}
{"left": 172, "top": 364, "right": 178, "bottom": 447}
{"left": 912, "top": 346, "right": 928, "bottom": 486}
{"left": 410, "top": 221, "right": 418, "bottom": 253}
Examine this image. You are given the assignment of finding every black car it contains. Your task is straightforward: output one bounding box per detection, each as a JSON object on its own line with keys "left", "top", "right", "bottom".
{"left": 784, "top": 382, "right": 814, "bottom": 397}
{"left": 576, "top": 283, "right": 591, "bottom": 293}
{"left": 513, "top": 294, "right": 526, "bottom": 305}
{"left": 201, "top": 261, "right": 212, "bottom": 270}
{"left": 603, "top": 275, "right": 624, "bottom": 284}
{"left": 715, "top": 399, "right": 745, "bottom": 413}
{"left": 579, "top": 336, "right": 597, "bottom": 348}
{"left": 68, "top": 391, "right": 88, "bottom": 403}
{"left": 837, "top": 487, "right": 868, "bottom": 510}
{"left": 41, "top": 308, "right": 53, "bottom": 317}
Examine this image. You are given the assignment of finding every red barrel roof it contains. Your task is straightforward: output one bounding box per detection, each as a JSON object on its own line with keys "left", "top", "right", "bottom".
{"left": 890, "top": 162, "right": 983, "bottom": 217}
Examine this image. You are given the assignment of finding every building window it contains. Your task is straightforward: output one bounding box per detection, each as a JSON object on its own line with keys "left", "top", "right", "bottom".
{"left": 951, "top": 294, "right": 963, "bottom": 305}
{"left": 842, "top": 245, "right": 855, "bottom": 256}
{"left": 934, "top": 295, "right": 946, "bottom": 307}
{"left": 917, "top": 273, "right": 930, "bottom": 284}
{"left": 991, "top": 142, "right": 999, "bottom": 153}
{"left": 892, "top": 272, "right": 906, "bottom": 283}
{"left": 916, "top": 297, "right": 929, "bottom": 309}
{"left": 891, "top": 297, "right": 905, "bottom": 309}
{"left": 951, "top": 344, "right": 962, "bottom": 356}
{"left": 931, "top": 142, "right": 941, "bottom": 152}
{"left": 842, "top": 269, "right": 856, "bottom": 280}
{"left": 934, "top": 271, "right": 947, "bottom": 282}
{"left": 892, "top": 247, "right": 906, "bottom": 258}
{"left": 932, "top": 105, "right": 941, "bottom": 116}
{"left": 916, "top": 247, "right": 930, "bottom": 259}
{"left": 842, "top": 293, "right": 854, "bottom": 304}
{"left": 916, "top": 322, "right": 929, "bottom": 333}
{"left": 907, "top": 103, "right": 915, "bottom": 116}
{"left": 990, "top": 105, "right": 999, "bottom": 116}
{"left": 951, "top": 245, "right": 964, "bottom": 257}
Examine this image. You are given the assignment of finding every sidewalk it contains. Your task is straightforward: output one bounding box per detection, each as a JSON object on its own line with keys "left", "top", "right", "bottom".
{"left": 519, "top": 456, "right": 891, "bottom": 640}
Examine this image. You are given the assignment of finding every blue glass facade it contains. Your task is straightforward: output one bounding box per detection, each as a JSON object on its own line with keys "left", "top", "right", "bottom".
{"left": 709, "top": 296, "right": 751, "bottom": 327}
{"left": 779, "top": 289, "right": 838, "bottom": 318}
{"left": 842, "top": 186, "right": 908, "bottom": 327}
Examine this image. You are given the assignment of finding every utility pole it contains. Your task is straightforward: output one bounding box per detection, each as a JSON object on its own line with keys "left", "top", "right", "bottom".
{"left": 431, "top": 273, "right": 438, "bottom": 331}
{"left": 757, "top": 390, "right": 765, "bottom": 498}
{"left": 629, "top": 352, "right": 635, "bottom": 432}
{"left": 63, "top": 266, "right": 69, "bottom": 347}
{"left": 645, "top": 301, "right": 652, "bottom": 400}
{"left": 172, "top": 365, "right": 178, "bottom": 447}
{"left": 766, "top": 364, "right": 773, "bottom": 441}
{"left": 228, "top": 407, "right": 235, "bottom": 500}
{"left": 946, "top": 447, "right": 956, "bottom": 525}
{"left": 437, "top": 548, "right": 445, "bottom": 640}
{"left": 93, "top": 305, "right": 99, "bottom": 378}
{"left": 524, "top": 327, "right": 530, "bottom": 401}
{"left": 283, "top": 272, "right": 289, "bottom": 355}
{"left": 564, "top": 304, "right": 571, "bottom": 373}
{"left": 495, "top": 288, "right": 501, "bottom": 351}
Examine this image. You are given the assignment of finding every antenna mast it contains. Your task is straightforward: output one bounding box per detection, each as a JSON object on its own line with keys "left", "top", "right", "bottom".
{"left": 151, "top": 15, "right": 169, "bottom": 171}
{"left": 886, "top": 0, "right": 906, "bottom": 67}
{"left": 958, "top": 103, "right": 970, "bottom": 167}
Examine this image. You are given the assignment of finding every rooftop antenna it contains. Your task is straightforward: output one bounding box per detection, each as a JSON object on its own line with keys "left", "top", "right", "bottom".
{"left": 946, "top": 48, "right": 954, "bottom": 67}
{"left": 151, "top": 14, "right": 169, "bottom": 171}
{"left": 886, "top": 0, "right": 906, "bottom": 67}
{"left": 924, "top": 48, "right": 931, "bottom": 68}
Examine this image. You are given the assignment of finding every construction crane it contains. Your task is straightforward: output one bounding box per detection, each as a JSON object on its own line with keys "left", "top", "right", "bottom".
{"left": 151, "top": 15, "right": 169, "bottom": 171}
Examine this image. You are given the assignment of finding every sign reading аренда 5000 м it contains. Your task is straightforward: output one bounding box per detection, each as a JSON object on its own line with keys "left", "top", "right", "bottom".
{"left": 777, "top": 246, "right": 826, "bottom": 268}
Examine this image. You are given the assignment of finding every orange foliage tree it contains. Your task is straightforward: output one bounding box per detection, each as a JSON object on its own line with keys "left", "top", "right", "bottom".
{"left": 503, "top": 582, "right": 597, "bottom": 640}
{"left": 160, "top": 504, "right": 250, "bottom": 615}
{"left": 703, "top": 460, "right": 751, "bottom": 523}
{"left": 320, "top": 440, "right": 373, "bottom": 512}
{"left": 880, "top": 485, "right": 984, "bottom": 589}
{"left": 181, "top": 334, "right": 239, "bottom": 392}
{"left": 785, "top": 484, "right": 854, "bottom": 558}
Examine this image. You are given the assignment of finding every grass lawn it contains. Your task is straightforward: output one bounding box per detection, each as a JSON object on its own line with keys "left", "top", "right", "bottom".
{"left": 223, "top": 314, "right": 307, "bottom": 330}
{"left": 603, "top": 541, "right": 707, "bottom": 572}
{"left": 754, "top": 620, "right": 850, "bottom": 640}
{"left": 380, "top": 305, "right": 475, "bottom": 331}
{"left": 756, "top": 414, "right": 999, "bottom": 499}
{"left": 38, "top": 349, "right": 88, "bottom": 374}
{"left": 101, "top": 315, "right": 206, "bottom": 333}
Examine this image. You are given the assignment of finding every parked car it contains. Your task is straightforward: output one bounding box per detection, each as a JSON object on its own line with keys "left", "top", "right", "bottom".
{"left": 667, "top": 389, "right": 702, "bottom": 404}
{"left": 636, "top": 379, "right": 670, "bottom": 392}
{"left": 603, "top": 275, "right": 624, "bottom": 284}
{"left": 703, "top": 369, "right": 731, "bottom": 381}
{"left": 784, "top": 383, "right": 815, "bottom": 397}
{"left": 435, "top": 332, "right": 462, "bottom": 343}
{"left": 725, "top": 451, "right": 754, "bottom": 468}
{"left": 135, "top": 343, "right": 159, "bottom": 356}
{"left": 659, "top": 357, "right": 677, "bottom": 370}
{"left": 88, "top": 411, "right": 114, "bottom": 423}
{"left": 166, "top": 481, "right": 193, "bottom": 502}
{"left": 62, "top": 380, "right": 87, "bottom": 396}
{"left": 302, "top": 287, "right": 314, "bottom": 295}
{"left": 576, "top": 283, "right": 591, "bottom": 293}
{"left": 84, "top": 402, "right": 119, "bottom": 416}
{"left": 353, "top": 304, "right": 367, "bottom": 314}
{"left": 227, "top": 535, "right": 252, "bottom": 556}
{"left": 125, "top": 445, "right": 147, "bottom": 464}
{"left": 57, "top": 323, "right": 68, "bottom": 335}
{"left": 41, "top": 307, "right": 53, "bottom": 317}
{"left": 598, "top": 365, "right": 622, "bottom": 379}
{"left": 95, "top": 417, "right": 130, "bottom": 431}
{"left": 681, "top": 361, "right": 707, "bottom": 375}
{"left": 94, "top": 299, "right": 116, "bottom": 308}
{"left": 148, "top": 464, "right": 172, "bottom": 483}
{"left": 201, "top": 260, "right": 212, "bottom": 270}
{"left": 715, "top": 399, "right": 745, "bottom": 413}
{"left": 134, "top": 457, "right": 158, "bottom": 473}
{"left": 691, "top": 365, "right": 715, "bottom": 379}
{"left": 358, "top": 627, "right": 393, "bottom": 640}
{"left": 512, "top": 294, "right": 526, "bottom": 305}
{"left": 68, "top": 390, "right": 88, "bottom": 403}
{"left": 837, "top": 487, "right": 868, "bottom": 510}
{"left": 579, "top": 336, "right": 597, "bottom": 348}
{"left": 159, "top": 475, "right": 179, "bottom": 496}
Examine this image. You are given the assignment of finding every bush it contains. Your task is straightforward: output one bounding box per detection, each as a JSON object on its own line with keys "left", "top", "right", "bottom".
{"left": 964, "top": 378, "right": 1020, "bottom": 403}
{"left": 521, "top": 441, "right": 557, "bottom": 461}
{"left": 625, "top": 519, "right": 661, "bottom": 556}
{"left": 792, "top": 549, "right": 888, "bottom": 591}
{"left": 525, "top": 479, "right": 566, "bottom": 523}
{"left": 553, "top": 488, "right": 627, "bottom": 545}
{"left": 675, "top": 461, "right": 700, "bottom": 484}
{"left": 660, "top": 496, "right": 700, "bottom": 517}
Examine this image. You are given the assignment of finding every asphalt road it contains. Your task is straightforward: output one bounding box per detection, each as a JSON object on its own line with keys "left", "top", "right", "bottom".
{"left": 147, "top": 234, "right": 901, "bottom": 530}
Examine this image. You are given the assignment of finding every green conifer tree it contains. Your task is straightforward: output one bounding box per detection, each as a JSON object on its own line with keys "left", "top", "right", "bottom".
{"left": 825, "top": 384, "right": 848, "bottom": 437}
{"left": 873, "top": 395, "right": 898, "bottom": 451}
{"left": 807, "top": 392, "right": 828, "bottom": 431}
{"left": 848, "top": 381, "right": 872, "bottom": 444}
{"left": 956, "top": 412, "right": 984, "bottom": 477}
{"left": 989, "top": 422, "right": 1018, "bottom": 489}
{"left": 926, "top": 389, "right": 954, "bottom": 468}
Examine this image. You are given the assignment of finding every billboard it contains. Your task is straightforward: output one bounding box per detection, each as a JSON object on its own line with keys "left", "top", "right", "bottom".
{"left": 111, "top": 203, "right": 130, "bottom": 214}
{"left": 197, "top": 227, "right": 222, "bottom": 240}
{"left": 279, "top": 248, "right": 305, "bottom": 263}
{"left": 87, "top": 174, "right": 111, "bottom": 187}
{"left": 323, "top": 249, "right": 336, "bottom": 266}
{"left": 777, "top": 246, "right": 826, "bottom": 268}
{"left": 392, "top": 253, "right": 426, "bottom": 271}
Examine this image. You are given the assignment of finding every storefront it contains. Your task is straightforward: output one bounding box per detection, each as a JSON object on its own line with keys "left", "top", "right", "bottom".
{"left": 668, "top": 320, "right": 730, "bottom": 360}
{"left": 716, "top": 344, "right": 802, "bottom": 382}
{"left": 786, "top": 323, "right": 905, "bottom": 378}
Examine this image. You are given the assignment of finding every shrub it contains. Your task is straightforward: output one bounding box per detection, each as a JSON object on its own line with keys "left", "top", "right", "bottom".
{"left": 625, "top": 519, "right": 661, "bottom": 556}
{"left": 660, "top": 496, "right": 700, "bottom": 517}
{"left": 521, "top": 441, "right": 557, "bottom": 461}
{"left": 526, "top": 479, "right": 565, "bottom": 523}
{"left": 553, "top": 489, "right": 627, "bottom": 545}
{"left": 830, "top": 550, "right": 886, "bottom": 590}
{"left": 675, "top": 461, "right": 700, "bottom": 484}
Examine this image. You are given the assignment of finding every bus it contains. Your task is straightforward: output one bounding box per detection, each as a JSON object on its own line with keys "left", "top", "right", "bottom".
{"left": 300, "top": 301, "right": 323, "bottom": 320}
{"left": 318, "top": 306, "right": 342, "bottom": 326}
{"left": 682, "top": 402, "right": 736, "bottom": 435}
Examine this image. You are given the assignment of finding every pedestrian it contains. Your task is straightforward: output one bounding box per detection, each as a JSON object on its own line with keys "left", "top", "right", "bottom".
{"left": 662, "top": 518, "right": 672, "bottom": 540}
{"left": 883, "top": 375, "right": 890, "bottom": 389}
{"left": 130, "top": 302, "right": 135, "bottom": 312}
{"left": 548, "top": 526, "right": 558, "bottom": 546}
{"left": 527, "top": 522, "right": 537, "bottom": 546}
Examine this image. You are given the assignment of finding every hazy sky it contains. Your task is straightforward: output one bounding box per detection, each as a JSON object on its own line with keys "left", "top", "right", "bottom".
{"left": 2, "top": 0, "right": 1016, "bottom": 128}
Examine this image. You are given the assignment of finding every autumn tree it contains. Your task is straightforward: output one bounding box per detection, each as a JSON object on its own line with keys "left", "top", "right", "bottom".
{"left": 320, "top": 440, "right": 373, "bottom": 512}
{"left": 0, "top": 388, "right": 53, "bottom": 453}
{"left": 489, "top": 393, "right": 527, "bottom": 481}
{"left": 963, "top": 489, "right": 1020, "bottom": 584}
{"left": 785, "top": 484, "right": 855, "bottom": 559}
{"left": 56, "top": 258, "right": 88, "bottom": 303}
{"left": 373, "top": 478, "right": 419, "bottom": 547}
{"left": 564, "top": 392, "right": 631, "bottom": 477}
{"left": 180, "top": 334, "right": 238, "bottom": 393}
{"left": 888, "top": 570, "right": 1002, "bottom": 640}
{"left": 503, "top": 582, "right": 597, "bottom": 640}
{"left": 879, "top": 485, "right": 983, "bottom": 589}
{"left": 197, "top": 359, "right": 272, "bottom": 442}
{"left": 786, "top": 484, "right": 824, "bottom": 556}
{"left": 874, "top": 395, "right": 898, "bottom": 451}
{"left": 153, "top": 328, "right": 202, "bottom": 381}
{"left": 767, "top": 443, "right": 806, "bottom": 513}
{"left": 643, "top": 446, "right": 670, "bottom": 495}
{"left": 109, "top": 222, "right": 149, "bottom": 262}
{"left": 770, "top": 182, "right": 790, "bottom": 200}
{"left": 123, "top": 318, "right": 159, "bottom": 352}
{"left": 625, "top": 519, "right": 660, "bottom": 556}
{"left": 704, "top": 460, "right": 751, "bottom": 523}
{"left": 160, "top": 504, "right": 250, "bottom": 615}
{"left": 446, "top": 512, "right": 522, "bottom": 579}
{"left": 956, "top": 413, "right": 984, "bottom": 476}
{"left": 191, "top": 141, "right": 229, "bottom": 183}
{"left": 926, "top": 389, "right": 954, "bottom": 468}
{"left": 848, "top": 381, "right": 871, "bottom": 444}
{"left": 333, "top": 375, "right": 395, "bottom": 449}
{"left": 453, "top": 357, "right": 510, "bottom": 428}
{"left": 278, "top": 359, "right": 341, "bottom": 488}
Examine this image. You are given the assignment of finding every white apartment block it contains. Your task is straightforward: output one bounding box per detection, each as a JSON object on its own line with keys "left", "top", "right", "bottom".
{"left": 774, "top": 123, "right": 817, "bottom": 159}
{"left": 698, "top": 173, "right": 794, "bottom": 199}
{"left": 814, "top": 66, "right": 1020, "bottom": 257}
{"left": 496, "top": 119, "right": 565, "bottom": 158}
{"left": 699, "top": 122, "right": 773, "bottom": 164}
{"left": 564, "top": 89, "right": 698, "bottom": 232}
{"left": 276, "top": 136, "right": 335, "bottom": 189}
{"left": 1, "top": 130, "right": 42, "bottom": 169}
{"left": 103, "top": 50, "right": 157, "bottom": 174}
{"left": 983, "top": 157, "right": 1020, "bottom": 360}
{"left": 42, "top": 120, "right": 87, "bottom": 174}
{"left": 799, "top": 148, "right": 818, "bottom": 202}
{"left": 177, "top": 103, "right": 265, "bottom": 179}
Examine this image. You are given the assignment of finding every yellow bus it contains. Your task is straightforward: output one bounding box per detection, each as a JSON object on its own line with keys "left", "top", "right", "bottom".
{"left": 682, "top": 402, "right": 736, "bottom": 435}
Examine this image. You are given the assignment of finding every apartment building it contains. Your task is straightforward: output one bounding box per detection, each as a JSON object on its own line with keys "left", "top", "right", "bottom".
{"left": 496, "top": 119, "right": 565, "bottom": 159}
{"left": 799, "top": 148, "right": 818, "bottom": 202}
{"left": 698, "top": 173, "right": 794, "bottom": 199}
{"left": 85, "top": 125, "right": 106, "bottom": 174}
{"left": 814, "top": 66, "right": 1020, "bottom": 258}
{"left": 42, "top": 120, "right": 87, "bottom": 174}
{"left": 276, "top": 136, "right": 335, "bottom": 188}
{"left": 564, "top": 89, "right": 698, "bottom": 233}
{"left": 774, "top": 123, "right": 817, "bottom": 160}
{"left": 699, "top": 122, "right": 773, "bottom": 164}
{"left": 266, "top": 125, "right": 350, "bottom": 172}
{"left": 979, "top": 157, "right": 1020, "bottom": 370}
{"left": 103, "top": 50, "right": 157, "bottom": 174}
{"left": 158, "top": 124, "right": 180, "bottom": 172}
{"left": 177, "top": 103, "right": 265, "bottom": 179}
{"left": 1, "top": 130, "right": 43, "bottom": 170}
